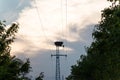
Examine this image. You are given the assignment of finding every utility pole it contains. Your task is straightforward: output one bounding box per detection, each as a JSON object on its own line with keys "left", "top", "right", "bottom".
{"left": 51, "top": 41, "right": 67, "bottom": 80}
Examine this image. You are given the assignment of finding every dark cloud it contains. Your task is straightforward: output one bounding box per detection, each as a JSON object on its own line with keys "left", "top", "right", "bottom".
{"left": 78, "top": 24, "right": 94, "bottom": 44}
{"left": 16, "top": 49, "right": 79, "bottom": 80}
{"left": 15, "top": 23, "right": 95, "bottom": 80}
{"left": 56, "top": 23, "right": 94, "bottom": 52}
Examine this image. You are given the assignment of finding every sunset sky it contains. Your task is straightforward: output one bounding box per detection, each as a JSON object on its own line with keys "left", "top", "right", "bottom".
{"left": 0, "top": 0, "right": 111, "bottom": 80}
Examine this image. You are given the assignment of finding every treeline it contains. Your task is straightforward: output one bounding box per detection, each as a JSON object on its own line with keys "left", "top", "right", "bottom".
{"left": 66, "top": 0, "right": 120, "bottom": 80}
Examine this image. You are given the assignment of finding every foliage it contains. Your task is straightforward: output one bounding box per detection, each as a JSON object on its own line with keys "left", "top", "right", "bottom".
{"left": 0, "top": 21, "right": 31, "bottom": 80}
{"left": 35, "top": 72, "right": 44, "bottom": 80}
{"left": 107, "top": 0, "right": 120, "bottom": 2}
{"left": 66, "top": 1, "right": 120, "bottom": 80}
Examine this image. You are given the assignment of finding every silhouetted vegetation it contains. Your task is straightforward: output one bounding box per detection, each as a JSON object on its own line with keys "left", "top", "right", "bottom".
{"left": 0, "top": 21, "right": 44, "bottom": 80}
{"left": 0, "top": 21, "right": 31, "bottom": 80}
{"left": 66, "top": 1, "right": 120, "bottom": 80}
{"left": 35, "top": 72, "right": 44, "bottom": 80}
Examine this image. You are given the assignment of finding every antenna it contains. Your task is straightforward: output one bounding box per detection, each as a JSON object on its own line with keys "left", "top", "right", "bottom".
{"left": 51, "top": 41, "right": 67, "bottom": 80}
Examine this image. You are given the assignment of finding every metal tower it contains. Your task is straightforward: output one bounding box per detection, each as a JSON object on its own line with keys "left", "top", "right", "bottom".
{"left": 51, "top": 41, "right": 67, "bottom": 80}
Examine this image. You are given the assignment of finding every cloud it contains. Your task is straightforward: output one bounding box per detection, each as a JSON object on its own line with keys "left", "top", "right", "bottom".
{"left": 6, "top": 0, "right": 111, "bottom": 80}
{"left": 0, "top": 0, "right": 32, "bottom": 24}
{"left": 12, "top": 0, "right": 110, "bottom": 55}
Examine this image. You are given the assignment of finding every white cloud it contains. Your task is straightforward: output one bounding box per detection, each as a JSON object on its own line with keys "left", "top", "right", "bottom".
{"left": 8, "top": 0, "right": 112, "bottom": 79}
{"left": 11, "top": 0, "right": 110, "bottom": 56}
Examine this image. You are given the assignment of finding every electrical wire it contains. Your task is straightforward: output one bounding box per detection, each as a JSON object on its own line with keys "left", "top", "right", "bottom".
{"left": 33, "top": 0, "right": 47, "bottom": 40}
{"left": 33, "top": 0, "right": 54, "bottom": 54}
{"left": 65, "top": 0, "right": 69, "bottom": 54}
{"left": 33, "top": 0, "right": 68, "bottom": 54}
{"left": 61, "top": 0, "right": 64, "bottom": 38}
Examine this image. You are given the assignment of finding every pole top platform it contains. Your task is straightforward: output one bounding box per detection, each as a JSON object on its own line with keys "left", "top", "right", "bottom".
{"left": 54, "top": 41, "right": 63, "bottom": 47}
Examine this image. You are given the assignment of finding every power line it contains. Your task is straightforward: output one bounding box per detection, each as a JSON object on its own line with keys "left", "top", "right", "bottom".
{"left": 33, "top": 0, "right": 54, "bottom": 54}
{"left": 33, "top": 0, "right": 69, "bottom": 80}
{"left": 64, "top": 0, "right": 69, "bottom": 54}
{"left": 33, "top": 0, "right": 47, "bottom": 40}
{"left": 33, "top": 0, "right": 69, "bottom": 51}
{"left": 61, "top": 0, "right": 64, "bottom": 38}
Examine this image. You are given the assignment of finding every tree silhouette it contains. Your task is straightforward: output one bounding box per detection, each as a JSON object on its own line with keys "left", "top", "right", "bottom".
{"left": 35, "top": 72, "right": 44, "bottom": 80}
{"left": 66, "top": 0, "right": 120, "bottom": 80}
{"left": 0, "top": 21, "right": 31, "bottom": 80}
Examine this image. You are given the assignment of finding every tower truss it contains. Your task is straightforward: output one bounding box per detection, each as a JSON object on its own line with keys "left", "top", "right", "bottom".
{"left": 51, "top": 41, "right": 67, "bottom": 80}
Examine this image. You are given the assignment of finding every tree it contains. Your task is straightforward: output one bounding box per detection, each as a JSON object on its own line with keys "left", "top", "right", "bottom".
{"left": 107, "top": 0, "right": 120, "bottom": 3}
{"left": 0, "top": 21, "right": 31, "bottom": 80}
{"left": 35, "top": 72, "right": 44, "bottom": 80}
{"left": 66, "top": 1, "right": 120, "bottom": 80}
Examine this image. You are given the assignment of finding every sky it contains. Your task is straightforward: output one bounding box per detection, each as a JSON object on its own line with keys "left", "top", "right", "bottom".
{"left": 0, "top": 0, "right": 111, "bottom": 80}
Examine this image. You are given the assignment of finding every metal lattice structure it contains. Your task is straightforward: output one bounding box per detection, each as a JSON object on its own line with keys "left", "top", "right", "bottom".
{"left": 51, "top": 41, "right": 67, "bottom": 80}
